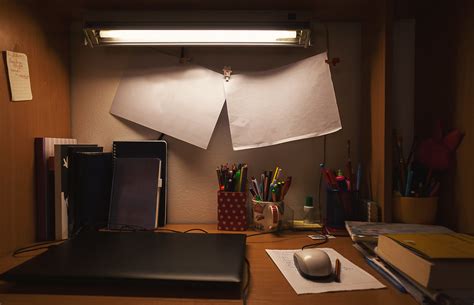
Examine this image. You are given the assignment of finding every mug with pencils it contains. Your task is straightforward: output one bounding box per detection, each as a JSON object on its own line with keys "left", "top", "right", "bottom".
{"left": 249, "top": 166, "right": 293, "bottom": 231}
{"left": 251, "top": 199, "right": 284, "bottom": 231}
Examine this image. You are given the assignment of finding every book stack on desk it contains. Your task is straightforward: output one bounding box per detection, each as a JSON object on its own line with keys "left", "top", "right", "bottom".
{"left": 346, "top": 221, "right": 474, "bottom": 305}
{"left": 375, "top": 233, "right": 474, "bottom": 304}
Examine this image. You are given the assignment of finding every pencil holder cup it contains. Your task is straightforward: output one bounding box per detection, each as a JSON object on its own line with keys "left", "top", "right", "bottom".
{"left": 217, "top": 191, "right": 248, "bottom": 231}
{"left": 324, "top": 189, "right": 356, "bottom": 228}
{"left": 251, "top": 199, "right": 289, "bottom": 231}
{"left": 392, "top": 195, "right": 438, "bottom": 225}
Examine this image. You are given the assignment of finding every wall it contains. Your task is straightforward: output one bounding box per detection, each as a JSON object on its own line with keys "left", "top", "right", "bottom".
{"left": 70, "top": 22, "right": 362, "bottom": 223}
{"left": 0, "top": 0, "right": 71, "bottom": 255}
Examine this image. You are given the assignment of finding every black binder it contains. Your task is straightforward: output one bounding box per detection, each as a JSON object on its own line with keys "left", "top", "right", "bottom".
{"left": 67, "top": 146, "right": 103, "bottom": 234}
{"left": 72, "top": 152, "right": 113, "bottom": 232}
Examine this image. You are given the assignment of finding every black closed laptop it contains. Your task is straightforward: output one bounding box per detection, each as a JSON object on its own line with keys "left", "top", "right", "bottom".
{"left": 1, "top": 231, "right": 246, "bottom": 298}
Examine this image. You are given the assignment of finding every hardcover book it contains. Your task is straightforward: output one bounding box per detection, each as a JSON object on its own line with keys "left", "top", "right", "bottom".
{"left": 376, "top": 233, "right": 474, "bottom": 290}
{"left": 72, "top": 152, "right": 113, "bottom": 232}
{"left": 54, "top": 144, "right": 100, "bottom": 239}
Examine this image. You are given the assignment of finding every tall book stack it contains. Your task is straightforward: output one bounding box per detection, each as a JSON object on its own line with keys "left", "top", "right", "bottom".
{"left": 376, "top": 233, "right": 474, "bottom": 301}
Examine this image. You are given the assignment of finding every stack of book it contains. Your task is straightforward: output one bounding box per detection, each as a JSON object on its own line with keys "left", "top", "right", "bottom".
{"left": 346, "top": 221, "right": 474, "bottom": 305}
{"left": 35, "top": 138, "right": 168, "bottom": 241}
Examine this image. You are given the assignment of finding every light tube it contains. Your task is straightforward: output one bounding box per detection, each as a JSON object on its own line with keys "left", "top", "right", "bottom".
{"left": 99, "top": 29, "right": 299, "bottom": 44}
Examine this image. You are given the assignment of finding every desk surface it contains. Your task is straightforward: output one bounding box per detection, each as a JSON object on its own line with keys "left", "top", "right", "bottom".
{"left": 0, "top": 224, "right": 418, "bottom": 305}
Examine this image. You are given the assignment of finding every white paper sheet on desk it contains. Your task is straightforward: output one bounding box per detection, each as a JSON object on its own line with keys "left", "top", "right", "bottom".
{"left": 110, "top": 51, "right": 225, "bottom": 149}
{"left": 224, "top": 52, "right": 342, "bottom": 150}
{"left": 266, "top": 248, "right": 385, "bottom": 295}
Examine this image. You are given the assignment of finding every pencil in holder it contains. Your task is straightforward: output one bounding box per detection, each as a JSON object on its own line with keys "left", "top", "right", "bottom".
{"left": 217, "top": 191, "right": 248, "bottom": 231}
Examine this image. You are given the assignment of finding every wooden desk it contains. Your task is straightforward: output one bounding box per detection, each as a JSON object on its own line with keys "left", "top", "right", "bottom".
{"left": 0, "top": 224, "right": 418, "bottom": 305}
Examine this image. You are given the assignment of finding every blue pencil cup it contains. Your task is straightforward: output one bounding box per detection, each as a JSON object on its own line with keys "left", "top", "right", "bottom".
{"left": 325, "top": 189, "right": 356, "bottom": 228}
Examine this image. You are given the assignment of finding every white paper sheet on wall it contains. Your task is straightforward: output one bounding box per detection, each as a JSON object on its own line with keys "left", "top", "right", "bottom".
{"left": 6, "top": 51, "right": 33, "bottom": 101}
{"left": 110, "top": 51, "right": 226, "bottom": 149}
{"left": 224, "top": 52, "right": 342, "bottom": 150}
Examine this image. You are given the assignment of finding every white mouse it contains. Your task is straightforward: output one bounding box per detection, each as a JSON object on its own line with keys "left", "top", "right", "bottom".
{"left": 293, "top": 248, "right": 333, "bottom": 279}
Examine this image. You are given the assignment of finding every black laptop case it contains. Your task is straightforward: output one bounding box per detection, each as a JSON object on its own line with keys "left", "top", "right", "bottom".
{"left": 2, "top": 231, "right": 246, "bottom": 298}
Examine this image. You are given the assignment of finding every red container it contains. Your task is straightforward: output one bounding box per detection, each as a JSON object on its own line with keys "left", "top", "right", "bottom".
{"left": 217, "top": 191, "right": 248, "bottom": 231}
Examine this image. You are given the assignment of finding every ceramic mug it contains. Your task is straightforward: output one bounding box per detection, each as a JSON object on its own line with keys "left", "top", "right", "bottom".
{"left": 251, "top": 199, "right": 284, "bottom": 231}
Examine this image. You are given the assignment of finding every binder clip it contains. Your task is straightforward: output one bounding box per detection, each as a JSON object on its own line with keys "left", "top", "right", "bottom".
{"left": 223, "top": 66, "right": 232, "bottom": 82}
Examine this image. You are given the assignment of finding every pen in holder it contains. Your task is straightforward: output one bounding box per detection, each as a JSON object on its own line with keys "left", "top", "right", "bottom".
{"left": 217, "top": 191, "right": 248, "bottom": 231}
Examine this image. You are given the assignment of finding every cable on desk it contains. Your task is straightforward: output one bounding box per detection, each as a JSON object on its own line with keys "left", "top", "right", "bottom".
{"left": 12, "top": 239, "right": 66, "bottom": 257}
{"left": 245, "top": 231, "right": 276, "bottom": 238}
{"left": 246, "top": 227, "right": 323, "bottom": 238}
{"left": 301, "top": 234, "right": 329, "bottom": 250}
{"left": 154, "top": 228, "right": 184, "bottom": 233}
{"left": 182, "top": 228, "right": 209, "bottom": 234}
{"left": 318, "top": 135, "right": 327, "bottom": 223}
{"left": 11, "top": 225, "right": 88, "bottom": 258}
{"left": 105, "top": 223, "right": 149, "bottom": 232}
{"left": 107, "top": 223, "right": 207, "bottom": 234}
{"left": 11, "top": 226, "right": 208, "bottom": 257}
{"left": 105, "top": 223, "right": 182, "bottom": 233}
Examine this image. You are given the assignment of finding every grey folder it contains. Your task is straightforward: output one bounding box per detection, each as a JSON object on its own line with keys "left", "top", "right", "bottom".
{"left": 108, "top": 158, "right": 161, "bottom": 230}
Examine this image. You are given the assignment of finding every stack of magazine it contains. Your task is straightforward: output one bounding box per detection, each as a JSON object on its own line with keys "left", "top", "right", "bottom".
{"left": 346, "top": 221, "right": 474, "bottom": 305}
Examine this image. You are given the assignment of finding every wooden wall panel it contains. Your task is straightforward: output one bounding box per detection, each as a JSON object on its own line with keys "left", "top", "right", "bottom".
{"left": 0, "top": 0, "right": 71, "bottom": 256}
{"left": 362, "top": 0, "right": 393, "bottom": 221}
{"left": 43, "top": 0, "right": 369, "bottom": 21}
{"left": 415, "top": 0, "right": 474, "bottom": 233}
{"left": 451, "top": 0, "right": 474, "bottom": 233}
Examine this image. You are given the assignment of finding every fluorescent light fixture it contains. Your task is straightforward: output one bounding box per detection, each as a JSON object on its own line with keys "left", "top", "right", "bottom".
{"left": 84, "top": 27, "right": 311, "bottom": 47}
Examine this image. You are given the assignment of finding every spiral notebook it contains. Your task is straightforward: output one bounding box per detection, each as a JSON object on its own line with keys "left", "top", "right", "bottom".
{"left": 108, "top": 158, "right": 162, "bottom": 230}
{"left": 112, "top": 140, "right": 167, "bottom": 226}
